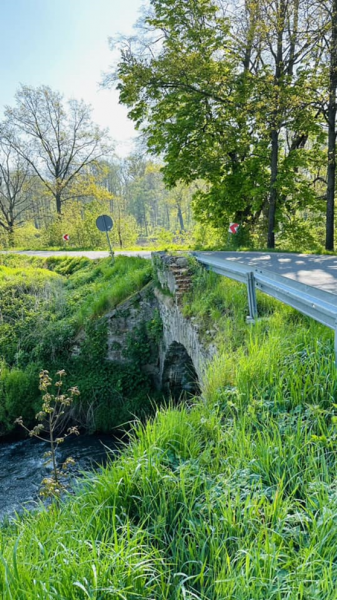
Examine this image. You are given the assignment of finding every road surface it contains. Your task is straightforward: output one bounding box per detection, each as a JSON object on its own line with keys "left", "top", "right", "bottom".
{"left": 197, "top": 251, "right": 337, "bottom": 295}
{"left": 3, "top": 249, "right": 337, "bottom": 295}
{"left": 0, "top": 250, "right": 152, "bottom": 260}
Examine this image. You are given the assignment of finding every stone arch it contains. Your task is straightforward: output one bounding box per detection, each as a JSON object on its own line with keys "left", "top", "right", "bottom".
{"left": 161, "top": 342, "right": 200, "bottom": 400}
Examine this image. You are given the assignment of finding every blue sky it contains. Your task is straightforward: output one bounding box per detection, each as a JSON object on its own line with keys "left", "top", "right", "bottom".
{"left": 0, "top": 0, "right": 144, "bottom": 155}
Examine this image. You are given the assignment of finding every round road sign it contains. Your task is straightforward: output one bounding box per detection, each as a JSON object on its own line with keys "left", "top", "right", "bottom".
{"left": 96, "top": 215, "right": 113, "bottom": 232}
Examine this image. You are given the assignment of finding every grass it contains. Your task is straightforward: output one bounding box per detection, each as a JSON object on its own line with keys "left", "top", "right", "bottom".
{"left": 0, "top": 254, "right": 154, "bottom": 436}
{"left": 3, "top": 241, "right": 337, "bottom": 254}
{"left": 0, "top": 254, "right": 152, "bottom": 323}
{"left": 0, "top": 240, "right": 194, "bottom": 252}
{"left": 1, "top": 263, "right": 337, "bottom": 597}
{"left": 73, "top": 257, "right": 152, "bottom": 324}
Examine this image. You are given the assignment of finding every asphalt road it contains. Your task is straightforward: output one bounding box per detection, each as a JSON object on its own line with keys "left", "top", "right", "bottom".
{"left": 0, "top": 250, "right": 152, "bottom": 259}
{"left": 198, "top": 251, "right": 337, "bottom": 295}
{"left": 3, "top": 249, "right": 337, "bottom": 295}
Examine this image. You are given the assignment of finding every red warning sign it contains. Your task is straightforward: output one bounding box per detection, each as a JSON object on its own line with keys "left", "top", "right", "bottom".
{"left": 228, "top": 223, "right": 239, "bottom": 234}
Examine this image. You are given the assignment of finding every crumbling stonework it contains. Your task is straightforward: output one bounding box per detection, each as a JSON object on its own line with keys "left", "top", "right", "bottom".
{"left": 71, "top": 284, "right": 162, "bottom": 389}
{"left": 152, "top": 252, "right": 193, "bottom": 304}
{"left": 106, "top": 284, "right": 158, "bottom": 362}
{"left": 105, "top": 284, "right": 161, "bottom": 388}
{"left": 152, "top": 252, "right": 217, "bottom": 386}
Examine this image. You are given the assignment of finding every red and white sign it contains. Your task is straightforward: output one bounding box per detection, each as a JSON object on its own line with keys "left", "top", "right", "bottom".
{"left": 63, "top": 234, "right": 69, "bottom": 242}
{"left": 228, "top": 223, "right": 239, "bottom": 234}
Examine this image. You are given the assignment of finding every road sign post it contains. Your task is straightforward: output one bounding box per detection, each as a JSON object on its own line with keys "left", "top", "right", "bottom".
{"left": 96, "top": 215, "right": 114, "bottom": 263}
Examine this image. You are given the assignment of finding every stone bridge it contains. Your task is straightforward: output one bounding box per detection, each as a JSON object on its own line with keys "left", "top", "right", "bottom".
{"left": 152, "top": 252, "right": 216, "bottom": 398}
{"left": 103, "top": 252, "right": 216, "bottom": 399}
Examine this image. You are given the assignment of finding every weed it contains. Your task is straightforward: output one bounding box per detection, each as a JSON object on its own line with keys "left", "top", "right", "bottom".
{"left": 15, "top": 370, "right": 80, "bottom": 499}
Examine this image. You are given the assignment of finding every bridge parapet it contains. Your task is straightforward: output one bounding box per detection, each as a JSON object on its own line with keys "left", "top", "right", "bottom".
{"left": 152, "top": 252, "right": 216, "bottom": 390}
{"left": 151, "top": 252, "right": 193, "bottom": 304}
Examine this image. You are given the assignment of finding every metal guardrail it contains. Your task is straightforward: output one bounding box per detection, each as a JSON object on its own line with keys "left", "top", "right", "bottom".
{"left": 193, "top": 252, "right": 337, "bottom": 363}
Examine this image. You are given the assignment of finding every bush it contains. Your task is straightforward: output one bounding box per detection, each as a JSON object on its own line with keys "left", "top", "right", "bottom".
{"left": 0, "top": 363, "right": 40, "bottom": 435}
{"left": 192, "top": 221, "right": 228, "bottom": 249}
{"left": 0, "top": 201, "right": 139, "bottom": 250}
{"left": 277, "top": 217, "right": 324, "bottom": 252}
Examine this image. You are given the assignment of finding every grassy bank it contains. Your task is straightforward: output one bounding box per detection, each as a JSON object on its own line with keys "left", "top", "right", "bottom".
{"left": 0, "top": 254, "right": 154, "bottom": 436}
{"left": 1, "top": 264, "right": 337, "bottom": 598}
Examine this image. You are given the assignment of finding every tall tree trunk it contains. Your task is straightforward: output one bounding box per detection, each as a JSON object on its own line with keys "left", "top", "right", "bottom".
{"left": 143, "top": 206, "right": 148, "bottom": 236}
{"left": 268, "top": 128, "right": 279, "bottom": 248}
{"left": 326, "top": 0, "right": 337, "bottom": 251}
{"left": 55, "top": 191, "right": 62, "bottom": 215}
{"left": 166, "top": 205, "right": 170, "bottom": 229}
{"left": 177, "top": 206, "right": 184, "bottom": 231}
{"left": 267, "top": 0, "right": 285, "bottom": 249}
{"left": 118, "top": 227, "right": 123, "bottom": 248}
{"left": 242, "top": 0, "right": 258, "bottom": 73}
{"left": 287, "top": 0, "right": 299, "bottom": 78}
{"left": 8, "top": 224, "right": 14, "bottom": 248}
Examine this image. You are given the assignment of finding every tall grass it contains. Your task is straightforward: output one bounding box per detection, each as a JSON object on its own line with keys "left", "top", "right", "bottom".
{"left": 74, "top": 256, "right": 152, "bottom": 324}
{"left": 1, "top": 266, "right": 337, "bottom": 598}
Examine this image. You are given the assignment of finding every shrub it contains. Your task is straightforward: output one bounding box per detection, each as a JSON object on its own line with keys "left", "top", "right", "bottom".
{"left": 0, "top": 362, "right": 40, "bottom": 435}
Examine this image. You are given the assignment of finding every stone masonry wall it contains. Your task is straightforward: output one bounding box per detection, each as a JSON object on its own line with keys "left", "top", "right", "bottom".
{"left": 105, "top": 283, "right": 161, "bottom": 387}
{"left": 152, "top": 252, "right": 217, "bottom": 385}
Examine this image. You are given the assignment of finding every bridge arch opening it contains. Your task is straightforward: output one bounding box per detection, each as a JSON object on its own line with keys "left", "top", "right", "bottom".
{"left": 162, "top": 342, "right": 200, "bottom": 400}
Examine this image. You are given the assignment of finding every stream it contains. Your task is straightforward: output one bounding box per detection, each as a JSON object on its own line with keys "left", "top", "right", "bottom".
{"left": 0, "top": 434, "right": 118, "bottom": 521}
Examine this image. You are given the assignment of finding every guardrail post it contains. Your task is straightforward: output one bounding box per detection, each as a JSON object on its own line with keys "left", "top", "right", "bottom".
{"left": 246, "top": 272, "right": 258, "bottom": 323}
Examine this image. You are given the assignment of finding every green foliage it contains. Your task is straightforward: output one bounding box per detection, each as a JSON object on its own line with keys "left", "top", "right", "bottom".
{"left": 0, "top": 255, "right": 154, "bottom": 437}
{"left": 146, "top": 309, "right": 163, "bottom": 344}
{"left": 41, "top": 201, "right": 138, "bottom": 250}
{"left": 277, "top": 217, "right": 325, "bottom": 252}
{"left": 0, "top": 156, "right": 197, "bottom": 253}
{"left": 75, "top": 257, "right": 152, "bottom": 323}
{"left": 123, "top": 311, "right": 163, "bottom": 367}
{"left": 112, "top": 0, "right": 330, "bottom": 248}
{"left": 192, "top": 221, "right": 228, "bottom": 250}
{"left": 2, "top": 268, "right": 337, "bottom": 597}
{"left": 0, "top": 363, "right": 40, "bottom": 435}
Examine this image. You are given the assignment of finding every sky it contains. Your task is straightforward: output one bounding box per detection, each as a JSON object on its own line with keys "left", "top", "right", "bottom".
{"left": 0, "top": 0, "right": 144, "bottom": 155}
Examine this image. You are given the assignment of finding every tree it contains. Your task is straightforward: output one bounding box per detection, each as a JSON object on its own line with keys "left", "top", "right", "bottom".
{"left": 323, "top": 0, "right": 337, "bottom": 250}
{"left": 106, "top": 0, "right": 250, "bottom": 232}
{"left": 167, "top": 181, "right": 197, "bottom": 232}
{"left": 254, "top": 0, "right": 321, "bottom": 247}
{"left": 0, "top": 141, "right": 34, "bottom": 245}
{"left": 109, "top": 0, "right": 325, "bottom": 247}
{"left": 2, "top": 85, "right": 112, "bottom": 215}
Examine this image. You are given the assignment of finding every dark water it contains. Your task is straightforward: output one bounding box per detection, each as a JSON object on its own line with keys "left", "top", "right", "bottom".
{"left": 0, "top": 434, "right": 118, "bottom": 521}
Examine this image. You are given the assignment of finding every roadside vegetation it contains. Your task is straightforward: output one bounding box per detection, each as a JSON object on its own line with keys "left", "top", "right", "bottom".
{"left": 1, "top": 262, "right": 337, "bottom": 598}
{"left": 0, "top": 254, "right": 155, "bottom": 437}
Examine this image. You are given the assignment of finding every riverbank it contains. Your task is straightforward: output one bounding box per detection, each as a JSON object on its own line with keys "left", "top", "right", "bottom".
{"left": 1, "top": 266, "right": 337, "bottom": 598}
{"left": 0, "top": 254, "right": 154, "bottom": 439}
